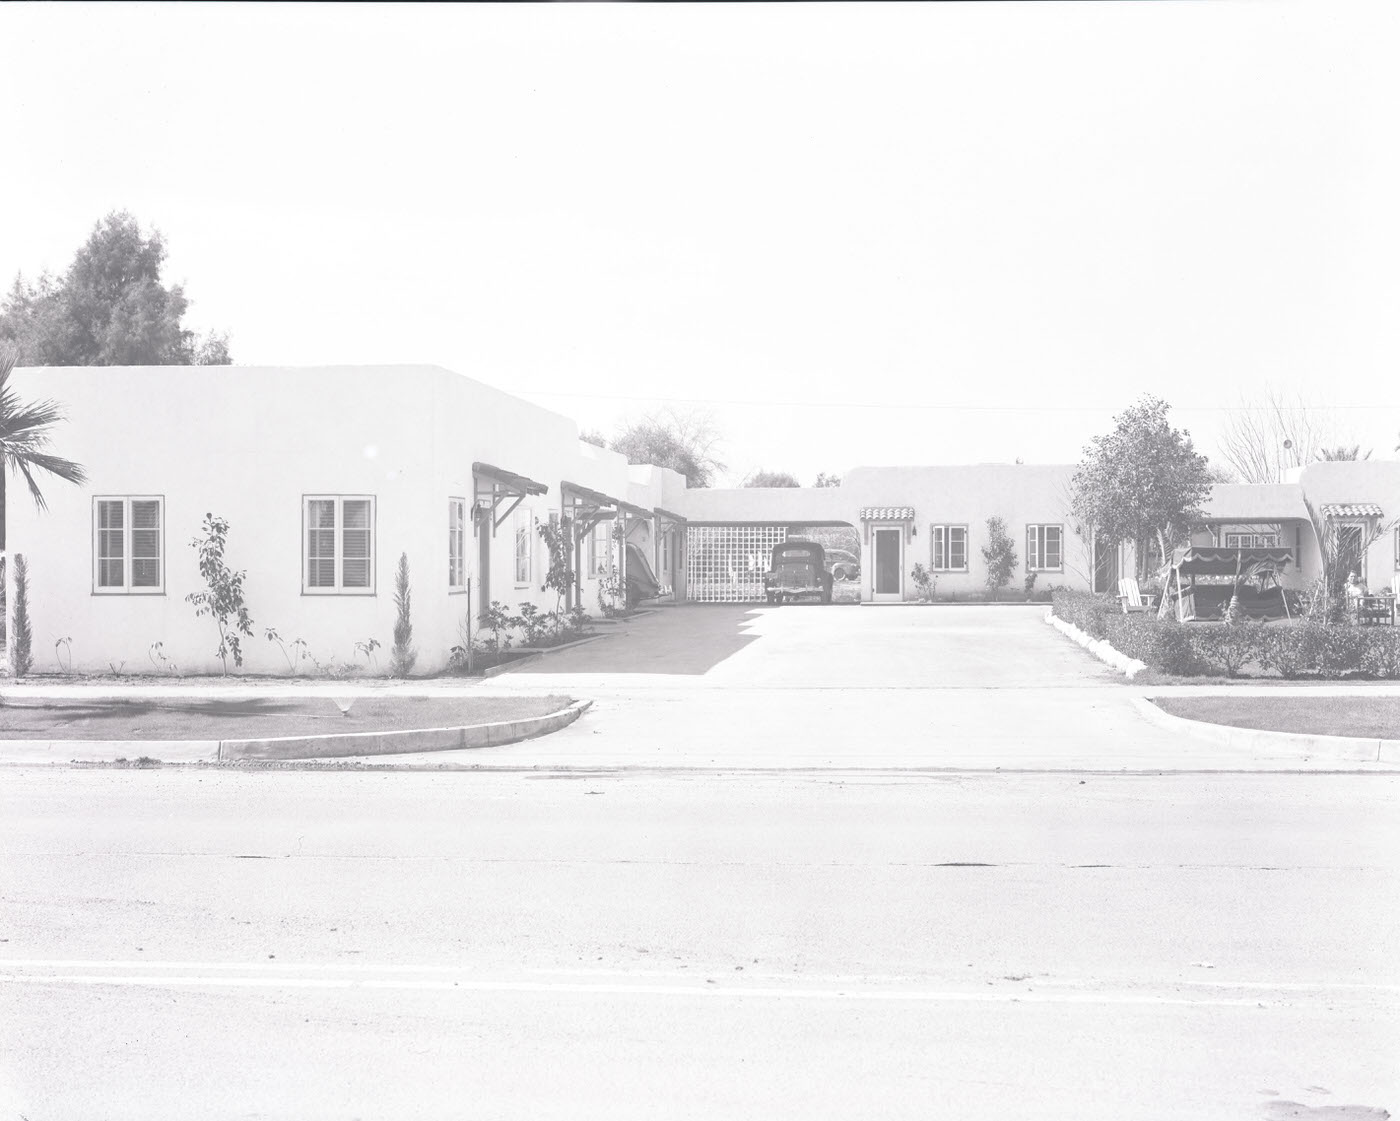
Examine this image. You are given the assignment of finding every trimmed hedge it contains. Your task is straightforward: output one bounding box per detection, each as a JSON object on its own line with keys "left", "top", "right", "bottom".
{"left": 1049, "top": 588, "right": 1400, "bottom": 679}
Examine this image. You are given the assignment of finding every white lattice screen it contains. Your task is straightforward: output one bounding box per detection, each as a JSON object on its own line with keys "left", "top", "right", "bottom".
{"left": 686, "top": 525, "right": 788, "bottom": 602}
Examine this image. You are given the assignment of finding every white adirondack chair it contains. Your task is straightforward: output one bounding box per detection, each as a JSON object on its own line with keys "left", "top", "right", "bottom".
{"left": 1117, "top": 577, "right": 1158, "bottom": 614}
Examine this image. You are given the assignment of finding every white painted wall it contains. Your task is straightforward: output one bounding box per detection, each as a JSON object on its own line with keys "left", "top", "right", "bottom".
{"left": 676, "top": 466, "right": 1093, "bottom": 600}
{"left": 7, "top": 365, "right": 686, "bottom": 676}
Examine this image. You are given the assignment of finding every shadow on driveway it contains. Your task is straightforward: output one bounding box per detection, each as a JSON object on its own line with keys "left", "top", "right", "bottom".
{"left": 511, "top": 605, "right": 764, "bottom": 676}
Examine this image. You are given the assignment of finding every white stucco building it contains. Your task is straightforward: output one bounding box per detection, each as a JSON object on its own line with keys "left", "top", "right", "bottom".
{"left": 5, "top": 365, "right": 689, "bottom": 675}
{"left": 6, "top": 363, "right": 1399, "bottom": 675}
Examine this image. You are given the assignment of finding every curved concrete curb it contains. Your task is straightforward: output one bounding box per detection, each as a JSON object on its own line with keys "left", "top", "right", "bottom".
{"left": 218, "top": 698, "right": 593, "bottom": 760}
{"left": 0, "top": 700, "right": 592, "bottom": 765}
{"left": 1044, "top": 610, "right": 1148, "bottom": 679}
{"left": 1133, "top": 696, "right": 1400, "bottom": 764}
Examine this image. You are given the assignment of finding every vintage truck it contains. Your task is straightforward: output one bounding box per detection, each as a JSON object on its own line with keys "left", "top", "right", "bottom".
{"left": 763, "top": 541, "right": 835, "bottom": 605}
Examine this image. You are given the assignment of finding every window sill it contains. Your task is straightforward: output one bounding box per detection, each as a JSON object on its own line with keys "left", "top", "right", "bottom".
{"left": 92, "top": 590, "right": 166, "bottom": 596}
{"left": 449, "top": 587, "right": 468, "bottom": 596}
{"left": 301, "top": 590, "right": 378, "bottom": 597}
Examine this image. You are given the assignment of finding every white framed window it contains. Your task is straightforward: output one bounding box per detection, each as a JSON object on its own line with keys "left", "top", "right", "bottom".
{"left": 588, "top": 520, "right": 610, "bottom": 577}
{"left": 448, "top": 497, "right": 466, "bottom": 592}
{"left": 930, "top": 525, "right": 968, "bottom": 571}
{"left": 660, "top": 530, "right": 672, "bottom": 576}
{"left": 514, "top": 509, "right": 533, "bottom": 586}
{"left": 93, "top": 496, "right": 164, "bottom": 594}
{"left": 1027, "top": 524, "right": 1063, "bottom": 571}
{"left": 1223, "top": 532, "right": 1279, "bottom": 549}
{"left": 303, "top": 495, "right": 376, "bottom": 594}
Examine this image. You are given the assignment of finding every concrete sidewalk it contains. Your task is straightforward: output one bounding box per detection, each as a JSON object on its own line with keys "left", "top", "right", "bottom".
{"left": 4, "top": 604, "right": 1399, "bottom": 771}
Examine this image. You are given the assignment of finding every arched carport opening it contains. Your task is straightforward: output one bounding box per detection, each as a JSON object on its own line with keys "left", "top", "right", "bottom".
{"left": 685, "top": 521, "right": 860, "bottom": 603}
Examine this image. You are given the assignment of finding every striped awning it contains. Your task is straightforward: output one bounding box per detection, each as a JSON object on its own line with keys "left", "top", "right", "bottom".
{"left": 1320, "top": 503, "right": 1384, "bottom": 518}
{"left": 860, "top": 506, "right": 915, "bottom": 521}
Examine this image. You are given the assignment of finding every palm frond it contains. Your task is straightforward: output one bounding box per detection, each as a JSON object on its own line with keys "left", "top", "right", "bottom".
{"left": 13, "top": 456, "right": 49, "bottom": 512}
{"left": 10, "top": 450, "right": 87, "bottom": 486}
{"left": 0, "top": 343, "right": 88, "bottom": 510}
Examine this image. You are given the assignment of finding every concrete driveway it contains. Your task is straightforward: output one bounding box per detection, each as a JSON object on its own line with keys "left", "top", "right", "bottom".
{"left": 390, "top": 605, "right": 1390, "bottom": 771}
{"left": 512, "top": 603, "right": 1117, "bottom": 688}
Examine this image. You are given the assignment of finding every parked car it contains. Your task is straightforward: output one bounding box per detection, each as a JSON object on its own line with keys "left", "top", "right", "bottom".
{"left": 824, "top": 548, "right": 860, "bottom": 582}
{"left": 764, "top": 541, "right": 835, "bottom": 604}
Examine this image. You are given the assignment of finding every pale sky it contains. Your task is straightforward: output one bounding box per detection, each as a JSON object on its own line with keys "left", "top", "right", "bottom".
{"left": 3, "top": 1, "right": 1398, "bottom": 485}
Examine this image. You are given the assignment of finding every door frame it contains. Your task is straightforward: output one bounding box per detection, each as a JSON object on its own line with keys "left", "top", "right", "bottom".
{"left": 871, "top": 526, "right": 904, "bottom": 602}
{"left": 477, "top": 512, "right": 492, "bottom": 620}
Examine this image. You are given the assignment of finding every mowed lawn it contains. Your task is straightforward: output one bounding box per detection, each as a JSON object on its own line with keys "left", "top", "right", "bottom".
{"left": 1154, "top": 695, "right": 1400, "bottom": 739}
{"left": 0, "top": 696, "right": 572, "bottom": 740}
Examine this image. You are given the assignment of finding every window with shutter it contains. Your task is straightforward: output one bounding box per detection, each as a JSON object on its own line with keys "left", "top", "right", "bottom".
{"left": 1027, "top": 524, "right": 1064, "bottom": 572}
{"left": 930, "top": 525, "right": 968, "bottom": 571}
{"left": 93, "top": 497, "right": 164, "bottom": 593}
{"left": 304, "top": 496, "right": 376, "bottom": 593}
{"left": 448, "top": 498, "right": 466, "bottom": 591}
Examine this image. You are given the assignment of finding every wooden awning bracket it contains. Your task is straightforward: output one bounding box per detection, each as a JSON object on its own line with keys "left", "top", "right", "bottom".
{"left": 472, "top": 462, "right": 548, "bottom": 539}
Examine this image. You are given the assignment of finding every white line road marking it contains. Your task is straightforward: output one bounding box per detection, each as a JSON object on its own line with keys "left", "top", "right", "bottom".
{"left": 1, "top": 960, "right": 1396, "bottom": 992}
{"left": 0, "top": 961, "right": 1394, "bottom": 1005}
{"left": 0, "top": 974, "right": 1289, "bottom": 1005}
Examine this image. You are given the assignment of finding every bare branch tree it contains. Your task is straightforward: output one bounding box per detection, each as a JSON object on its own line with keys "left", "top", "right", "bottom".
{"left": 1215, "top": 389, "right": 1341, "bottom": 484}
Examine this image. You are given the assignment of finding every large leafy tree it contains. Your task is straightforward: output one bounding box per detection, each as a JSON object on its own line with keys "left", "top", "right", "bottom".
{"left": 0, "top": 211, "right": 230, "bottom": 366}
{"left": 609, "top": 408, "right": 725, "bottom": 488}
{"left": 0, "top": 343, "right": 88, "bottom": 548}
{"left": 1070, "top": 395, "right": 1213, "bottom": 578}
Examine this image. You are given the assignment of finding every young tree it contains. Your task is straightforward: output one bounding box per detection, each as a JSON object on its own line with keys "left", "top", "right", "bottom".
{"left": 609, "top": 408, "right": 725, "bottom": 488}
{"left": 0, "top": 211, "right": 231, "bottom": 366}
{"left": 1070, "top": 395, "right": 1213, "bottom": 580}
{"left": 744, "top": 469, "right": 800, "bottom": 488}
{"left": 390, "top": 552, "right": 417, "bottom": 677}
{"left": 185, "top": 514, "right": 254, "bottom": 675}
{"left": 10, "top": 553, "right": 33, "bottom": 677}
{"left": 981, "top": 516, "right": 1018, "bottom": 600}
{"left": 0, "top": 343, "right": 88, "bottom": 549}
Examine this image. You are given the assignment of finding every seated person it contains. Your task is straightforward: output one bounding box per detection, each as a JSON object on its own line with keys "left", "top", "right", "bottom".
{"left": 1345, "top": 572, "right": 1367, "bottom": 601}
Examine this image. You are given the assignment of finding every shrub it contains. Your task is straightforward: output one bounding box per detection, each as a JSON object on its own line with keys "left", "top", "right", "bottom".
{"left": 1050, "top": 588, "right": 1116, "bottom": 639}
{"left": 516, "top": 602, "right": 549, "bottom": 646}
{"left": 910, "top": 562, "right": 937, "bottom": 602}
{"left": 1105, "top": 615, "right": 1209, "bottom": 676}
{"left": 1310, "top": 624, "right": 1370, "bottom": 678}
{"left": 10, "top": 553, "right": 32, "bottom": 677}
{"left": 479, "top": 601, "right": 515, "bottom": 654}
{"left": 1187, "top": 622, "right": 1263, "bottom": 678}
{"left": 1256, "top": 626, "right": 1310, "bottom": 679}
{"left": 390, "top": 553, "right": 417, "bottom": 677}
{"left": 1360, "top": 628, "right": 1400, "bottom": 679}
{"left": 1054, "top": 587, "right": 1400, "bottom": 679}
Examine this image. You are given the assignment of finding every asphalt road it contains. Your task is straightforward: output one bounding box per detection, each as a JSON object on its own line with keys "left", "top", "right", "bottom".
{"left": 3, "top": 766, "right": 1397, "bottom": 1120}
